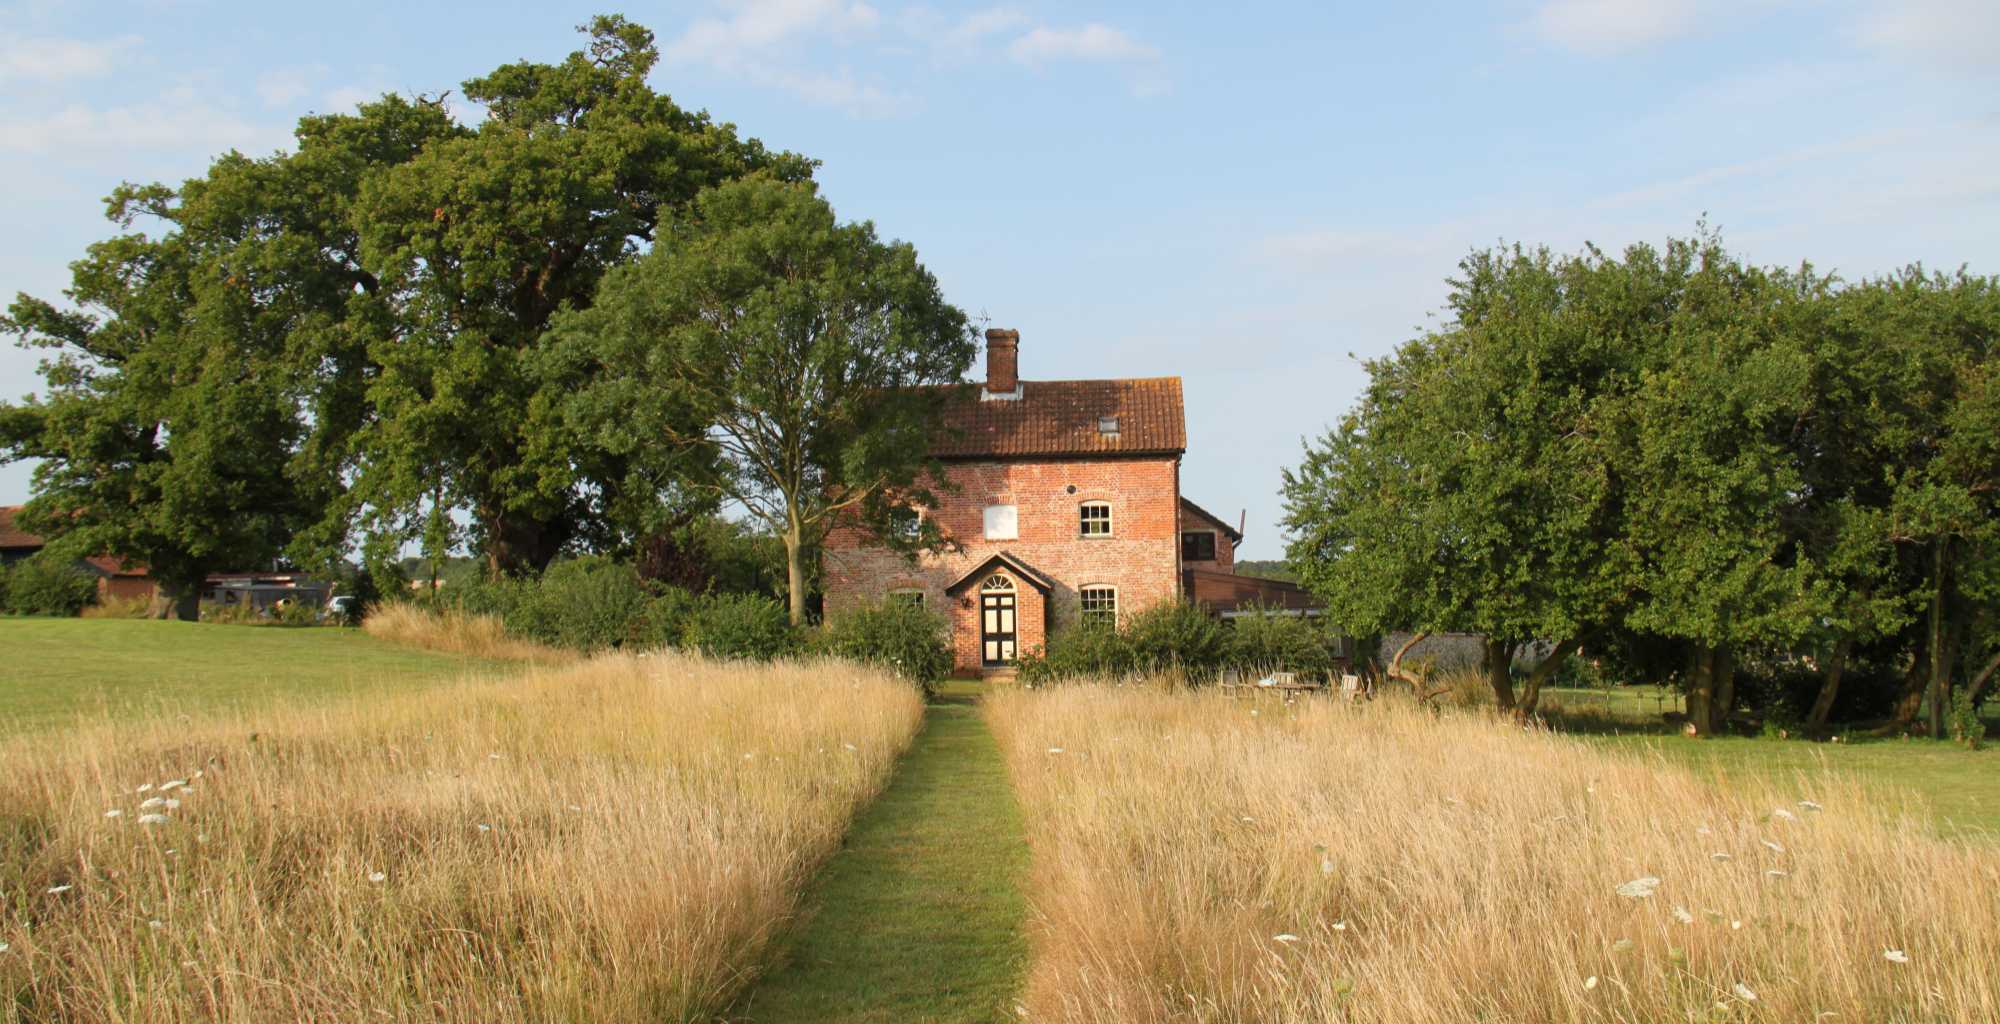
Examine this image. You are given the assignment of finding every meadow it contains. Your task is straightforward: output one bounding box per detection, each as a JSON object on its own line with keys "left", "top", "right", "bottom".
{"left": 986, "top": 685, "right": 2000, "bottom": 1024}
{"left": 0, "top": 652, "right": 923, "bottom": 1022}
{"left": 0, "top": 618, "right": 524, "bottom": 730}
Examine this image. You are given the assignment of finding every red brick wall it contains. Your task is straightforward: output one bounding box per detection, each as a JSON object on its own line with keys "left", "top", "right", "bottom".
{"left": 825, "top": 456, "right": 1182, "bottom": 674}
{"left": 1177, "top": 502, "right": 1236, "bottom": 572}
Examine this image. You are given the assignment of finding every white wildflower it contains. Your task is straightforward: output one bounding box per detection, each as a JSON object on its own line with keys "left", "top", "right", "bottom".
{"left": 1272, "top": 933, "right": 1299, "bottom": 944}
{"left": 1583, "top": 975, "right": 1599, "bottom": 991}
{"left": 1331, "top": 921, "right": 1348, "bottom": 931}
{"left": 138, "top": 814, "right": 168, "bottom": 825}
{"left": 160, "top": 779, "right": 186, "bottom": 792}
{"left": 46, "top": 885, "right": 72, "bottom": 895}
{"left": 1731, "top": 920, "right": 1744, "bottom": 930}
{"left": 1612, "top": 938, "right": 1635, "bottom": 953}
{"left": 477, "top": 823, "right": 492, "bottom": 832}
{"left": 843, "top": 743, "right": 857, "bottom": 752}
{"left": 1766, "top": 870, "right": 1788, "bottom": 878}
{"left": 140, "top": 797, "right": 165, "bottom": 810}
{"left": 1733, "top": 982, "right": 1758, "bottom": 1002}
{"left": 1763, "top": 840, "right": 1786, "bottom": 854}
{"left": 0, "top": 943, "right": 8, "bottom": 952}
{"left": 1047, "top": 747, "right": 1064, "bottom": 755}
{"left": 1615, "top": 876, "right": 1662, "bottom": 899}
{"left": 1320, "top": 856, "right": 1335, "bottom": 877}
{"left": 1883, "top": 949, "right": 1910, "bottom": 964}
{"left": 1773, "top": 807, "right": 1797, "bottom": 821}
{"left": 1673, "top": 906, "right": 1695, "bottom": 924}
{"left": 1711, "top": 852, "right": 1732, "bottom": 862}
{"left": 566, "top": 804, "right": 583, "bottom": 812}
{"left": 1696, "top": 824, "right": 1712, "bottom": 836}
{"left": 104, "top": 809, "right": 122, "bottom": 818}
{"left": 367, "top": 871, "right": 386, "bottom": 884}
{"left": 137, "top": 783, "right": 153, "bottom": 793}
{"left": 1799, "top": 800, "right": 1823, "bottom": 812}
{"left": 148, "top": 920, "right": 165, "bottom": 930}
{"left": 161, "top": 799, "right": 180, "bottom": 810}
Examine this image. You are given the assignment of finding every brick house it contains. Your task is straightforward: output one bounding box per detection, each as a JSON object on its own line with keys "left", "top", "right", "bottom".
{"left": 0, "top": 505, "right": 156, "bottom": 603}
{"left": 823, "top": 329, "right": 1317, "bottom": 676}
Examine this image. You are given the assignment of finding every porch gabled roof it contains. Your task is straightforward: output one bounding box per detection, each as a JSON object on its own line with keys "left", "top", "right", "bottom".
{"left": 944, "top": 551, "right": 1057, "bottom": 596}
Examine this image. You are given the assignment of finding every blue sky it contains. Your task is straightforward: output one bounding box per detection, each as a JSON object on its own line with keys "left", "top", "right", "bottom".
{"left": 2, "top": 1, "right": 1996, "bottom": 558}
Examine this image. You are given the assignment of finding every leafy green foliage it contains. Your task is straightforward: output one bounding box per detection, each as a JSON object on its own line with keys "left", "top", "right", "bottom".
{"left": 818, "top": 600, "right": 953, "bottom": 688}
{"left": 553, "top": 175, "right": 975, "bottom": 623}
{"left": 1018, "top": 602, "right": 1333, "bottom": 684}
{"left": 1282, "top": 230, "right": 2000, "bottom": 732}
{"left": 681, "top": 592, "right": 799, "bottom": 660}
{"left": 1228, "top": 608, "right": 1338, "bottom": 676}
{"left": 1, "top": 555, "right": 98, "bottom": 616}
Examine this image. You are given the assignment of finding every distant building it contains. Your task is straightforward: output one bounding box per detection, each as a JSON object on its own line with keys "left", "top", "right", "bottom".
{"left": 1, "top": 506, "right": 155, "bottom": 603}
{"left": 823, "top": 329, "right": 1318, "bottom": 676}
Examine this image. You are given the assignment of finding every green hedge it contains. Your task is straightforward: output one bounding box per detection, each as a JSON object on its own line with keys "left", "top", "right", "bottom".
{"left": 1019, "top": 601, "right": 1339, "bottom": 685}
{"left": 1, "top": 555, "right": 99, "bottom": 617}
{"left": 817, "top": 600, "right": 953, "bottom": 689}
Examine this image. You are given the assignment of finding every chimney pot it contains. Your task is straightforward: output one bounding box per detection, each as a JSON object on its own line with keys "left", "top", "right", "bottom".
{"left": 985, "top": 328, "right": 1020, "bottom": 395}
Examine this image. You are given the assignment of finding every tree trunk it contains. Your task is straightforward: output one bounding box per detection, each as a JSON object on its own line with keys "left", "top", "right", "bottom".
{"left": 1515, "top": 635, "right": 1583, "bottom": 720}
{"left": 1484, "top": 637, "right": 1517, "bottom": 714}
{"left": 1926, "top": 540, "right": 1953, "bottom": 739}
{"left": 1387, "top": 632, "right": 1428, "bottom": 685}
{"left": 782, "top": 521, "right": 808, "bottom": 627}
{"left": 1712, "top": 646, "right": 1737, "bottom": 727}
{"left": 1964, "top": 649, "right": 2000, "bottom": 706}
{"left": 149, "top": 580, "right": 201, "bottom": 622}
{"left": 1879, "top": 630, "right": 1930, "bottom": 735}
{"left": 1687, "top": 645, "right": 1716, "bottom": 737}
{"left": 483, "top": 507, "right": 565, "bottom": 577}
{"left": 1805, "top": 636, "right": 1851, "bottom": 734}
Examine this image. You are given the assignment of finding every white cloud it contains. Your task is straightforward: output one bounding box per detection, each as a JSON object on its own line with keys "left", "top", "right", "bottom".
{"left": 667, "top": 0, "right": 881, "bottom": 67}
{"left": 1851, "top": 0, "right": 2000, "bottom": 71}
{"left": 255, "top": 66, "right": 324, "bottom": 109}
{"left": 1528, "top": 0, "right": 1710, "bottom": 55}
{"left": 0, "top": 31, "right": 142, "bottom": 82}
{"left": 0, "top": 87, "right": 268, "bottom": 155}
{"left": 1006, "top": 23, "right": 1159, "bottom": 64}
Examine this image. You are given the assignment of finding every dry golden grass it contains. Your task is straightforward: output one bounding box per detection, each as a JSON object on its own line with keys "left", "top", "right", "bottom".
{"left": 0, "top": 654, "right": 924, "bottom": 1022}
{"left": 987, "top": 686, "right": 2000, "bottom": 1024}
{"left": 78, "top": 595, "right": 152, "bottom": 620}
{"left": 360, "top": 602, "right": 568, "bottom": 662}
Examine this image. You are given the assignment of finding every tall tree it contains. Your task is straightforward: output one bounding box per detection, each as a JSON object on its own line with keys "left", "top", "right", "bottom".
{"left": 348, "top": 16, "right": 813, "bottom": 574}
{"left": 552, "top": 176, "right": 975, "bottom": 624}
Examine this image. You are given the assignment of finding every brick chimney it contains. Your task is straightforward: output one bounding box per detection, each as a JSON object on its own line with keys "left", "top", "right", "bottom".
{"left": 985, "top": 328, "right": 1020, "bottom": 396}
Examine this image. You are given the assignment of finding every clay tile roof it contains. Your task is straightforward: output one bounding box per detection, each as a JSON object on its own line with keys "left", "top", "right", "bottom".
{"left": 928, "top": 378, "right": 1186, "bottom": 459}
{"left": 0, "top": 506, "right": 44, "bottom": 550}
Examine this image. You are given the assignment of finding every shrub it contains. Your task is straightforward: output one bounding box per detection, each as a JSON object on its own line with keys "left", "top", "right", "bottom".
{"left": 1125, "top": 600, "right": 1231, "bottom": 678}
{"left": 628, "top": 586, "right": 699, "bottom": 649}
{"left": 1017, "top": 622, "right": 1135, "bottom": 685}
{"left": 516, "top": 556, "right": 653, "bottom": 651}
{"left": 3, "top": 554, "right": 98, "bottom": 616}
{"left": 1227, "top": 607, "right": 1336, "bottom": 677}
{"left": 683, "top": 592, "right": 798, "bottom": 660}
{"left": 820, "top": 600, "right": 952, "bottom": 688}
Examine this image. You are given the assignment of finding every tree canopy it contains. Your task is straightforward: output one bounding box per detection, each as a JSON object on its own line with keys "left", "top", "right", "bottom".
{"left": 1283, "top": 233, "right": 2000, "bottom": 734}
{"left": 552, "top": 176, "right": 975, "bottom": 624}
{"left": 2, "top": 17, "right": 830, "bottom": 615}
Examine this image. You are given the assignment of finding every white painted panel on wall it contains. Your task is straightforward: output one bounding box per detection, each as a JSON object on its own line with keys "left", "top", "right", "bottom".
{"left": 983, "top": 504, "right": 1018, "bottom": 540}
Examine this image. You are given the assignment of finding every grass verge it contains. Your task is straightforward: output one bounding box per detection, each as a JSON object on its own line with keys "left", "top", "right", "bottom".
{"left": 0, "top": 653, "right": 924, "bottom": 1021}
{"left": 0, "top": 618, "right": 520, "bottom": 732}
{"left": 986, "top": 685, "right": 2000, "bottom": 1024}
{"left": 739, "top": 681, "right": 1032, "bottom": 1023}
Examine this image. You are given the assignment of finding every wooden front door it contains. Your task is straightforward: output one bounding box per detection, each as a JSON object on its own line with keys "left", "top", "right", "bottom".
{"left": 981, "top": 592, "right": 1017, "bottom": 666}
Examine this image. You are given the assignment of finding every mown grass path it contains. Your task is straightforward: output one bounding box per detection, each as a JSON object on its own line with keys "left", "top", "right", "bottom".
{"left": 736, "top": 683, "right": 1030, "bottom": 1023}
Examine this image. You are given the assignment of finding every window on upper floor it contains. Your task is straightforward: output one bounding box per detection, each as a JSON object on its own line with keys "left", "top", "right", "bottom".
{"left": 1080, "top": 585, "right": 1117, "bottom": 628}
{"left": 1079, "top": 501, "right": 1112, "bottom": 537}
{"left": 983, "top": 504, "right": 1018, "bottom": 541}
{"left": 1182, "top": 530, "right": 1217, "bottom": 562}
{"left": 889, "top": 506, "right": 922, "bottom": 541}
{"left": 889, "top": 588, "right": 924, "bottom": 608}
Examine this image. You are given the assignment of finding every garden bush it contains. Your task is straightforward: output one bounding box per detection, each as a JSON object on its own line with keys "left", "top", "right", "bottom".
{"left": 682, "top": 592, "right": 798, "bottom": 660}
{"left": 1227, "top": 606, "right": 1336, "bottom": 676}
{"left": 628, "top": 586, "right": 699, "bottom": 649}
{"left": 819, "top": 600, "right": 952, "bottom": 688}
{"left": 1017, "top": 621, "right": 1134, "bottom": 684}
{"left": 3, "top": 554, "right": 98, "bottom": 616}
{"left": 1124, "top": 600, "right": 1232, "bottom": 677}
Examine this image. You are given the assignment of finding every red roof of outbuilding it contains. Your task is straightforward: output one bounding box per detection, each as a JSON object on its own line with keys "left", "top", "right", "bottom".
{"left": 928, "top": 378, "right": 1186, "bottom": 459}
{"left": 0, "top": 506, "right": 43, "bottom": 550}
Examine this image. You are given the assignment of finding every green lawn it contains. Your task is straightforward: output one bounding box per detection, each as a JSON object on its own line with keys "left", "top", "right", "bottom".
{"left": 1541, "top": 685, "right": 2000, "bottom": 840}
{"left": 737, "top": 681, "right": 1031, "bottom": 1023}
{"left": 0, "top": 617, "right": 515, "bottom": 731}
